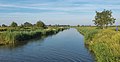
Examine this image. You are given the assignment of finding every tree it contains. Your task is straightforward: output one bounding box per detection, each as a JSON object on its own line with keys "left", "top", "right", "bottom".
{"left": 10, "top": 21, "right": 18, "bottom": 27}
{"left": 77, "top": 25, "right": 80, "bottom": 27}
{"left": 93, "top": 9, "right": 116, "bottom": 29}
{"left": 2, "top": 24, "right": 7, "bottom": 27}
{"left": 20, "top": 24, "right": 24, "bottom": 28}
{"left": 36, "top": 21, "right": 46, "bottom": 27}
{"left": 23, "top": 22, "right": 33, "bottom": 27}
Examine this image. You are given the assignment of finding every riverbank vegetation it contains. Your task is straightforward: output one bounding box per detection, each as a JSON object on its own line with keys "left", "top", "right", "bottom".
{"left": 76, "top": 27, "right": 120, "bottom": 62}
{"left": 76, "top": 10, "right": 119, "bottom": 62}
{"left": 0, "top": 21, "right": 68, "bottom": 45}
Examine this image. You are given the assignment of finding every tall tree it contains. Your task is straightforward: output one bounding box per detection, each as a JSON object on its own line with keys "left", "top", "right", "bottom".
{"left": 23, "top": 22, "right": 33, "bottom": 27}
{"left": 10, "top": 21, "right": 18, "bottom": 27}
{"left": 93, "top": 9, "right": 116, "bottom": 29}
{"left": 36, "top": 21, "right": 46, "bottom": 27}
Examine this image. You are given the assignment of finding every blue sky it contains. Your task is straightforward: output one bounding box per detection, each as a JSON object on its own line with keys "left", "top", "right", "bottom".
{"left": 0, "top": 0, "right": 120, "bottom": 25}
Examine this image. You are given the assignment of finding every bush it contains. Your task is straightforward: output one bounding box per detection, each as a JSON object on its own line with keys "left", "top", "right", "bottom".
{"left": 10, "top": 21, "right": 18, "bottom": 27}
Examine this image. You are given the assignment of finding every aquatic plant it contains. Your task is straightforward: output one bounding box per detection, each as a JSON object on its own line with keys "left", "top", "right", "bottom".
{"left": 76, "top": 27, "right": 120, "bottom": 62}
{"left": 0, "top": 27, "right": 67, "bottom": 45}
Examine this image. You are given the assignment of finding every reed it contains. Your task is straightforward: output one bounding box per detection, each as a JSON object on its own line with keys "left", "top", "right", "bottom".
{"left": 76, "top": 27, "right": 120, "bottom": 62}
{"left": 0, "top": 27, "right": 67, "bottom": 45}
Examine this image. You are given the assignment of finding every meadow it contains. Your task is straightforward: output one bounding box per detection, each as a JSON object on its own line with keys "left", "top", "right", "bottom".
{"left": 76, "top": 27, "right": 120, "bottom": 62}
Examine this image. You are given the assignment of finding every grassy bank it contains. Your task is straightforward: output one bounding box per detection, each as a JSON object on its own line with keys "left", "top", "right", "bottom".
{"left": 0, "top": 27, "right": 67, "bottom": 45}
{"left": 76, "top": 27, "right": 120, "bottom": 62}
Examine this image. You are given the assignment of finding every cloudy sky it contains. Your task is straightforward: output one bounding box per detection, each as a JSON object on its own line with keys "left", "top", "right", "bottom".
{"left": 0, "top": 0, "right": 120, "bottom": 25}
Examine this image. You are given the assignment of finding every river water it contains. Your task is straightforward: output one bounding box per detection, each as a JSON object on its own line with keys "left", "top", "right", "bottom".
{"left": 0, "top": 28, "right": 94, "bottom": 62}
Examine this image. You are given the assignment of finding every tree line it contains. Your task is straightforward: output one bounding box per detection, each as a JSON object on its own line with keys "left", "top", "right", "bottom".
{"left": 0, "top": 21, "right": 46, "bottom": 28}
{"left": 1, "top": 9, "right": 116, "bottom": 29}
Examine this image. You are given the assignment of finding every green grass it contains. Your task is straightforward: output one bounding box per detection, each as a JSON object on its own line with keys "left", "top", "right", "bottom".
{"left": 76, "top": 27, "right": 120, "bottom": 62}
{"left": 76, "top": 27, "right": 99, "bottom": 44}
{"left": 0, "top": 30, "right": 43, "bottom": 44}
{"left": 0, "top": 27, "right": 67, "bottom": 45}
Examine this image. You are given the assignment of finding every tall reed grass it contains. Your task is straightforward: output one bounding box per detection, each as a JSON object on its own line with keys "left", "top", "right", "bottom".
{"left": 0, "top": 27, "right": 66, "bottom": 45}
{"left": 76, "top": 27, "right": 120, "bottom": 62}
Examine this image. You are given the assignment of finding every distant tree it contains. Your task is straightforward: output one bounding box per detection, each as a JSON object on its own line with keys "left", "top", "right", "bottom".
{"left": 93, "top": 9, "right": 116, "bottom": 29}
{"left": 2, "top": 24, "right": 7, "bottom": 27}
{"left": 33, "top": 24, "right": 36, "bottom": 26}
{"left": 20, "top": 24, "right": 24, "bottom": 28}
{"left": 36, "top": 21, "right": 46, "bottom": 27}
{"left": 48, "top": 24, "right": 51, "bottom": 26}
{"left": 10, "top": 21, "right": 18, "bottom": 27}
{"left": 81, "top": 25, "right": 84, "bottom": 27}
{"left": 77, "top": 25, "right": 80, "bottom": 27}
{"left": 23, "top": 22, "right": 33, "bottom": 27}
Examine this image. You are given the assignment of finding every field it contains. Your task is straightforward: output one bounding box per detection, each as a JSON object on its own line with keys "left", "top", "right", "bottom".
{"left": 0, "top": 26, "right": 67, "bottom": 45}
{"left": 76, "top": 27, "right": 120, "bottom": 62}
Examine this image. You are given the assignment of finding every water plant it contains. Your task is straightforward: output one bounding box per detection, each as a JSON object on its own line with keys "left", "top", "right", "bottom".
{"left": 0, "top": 27, "right": 67, "bottom": 45}
{"left": 76, "top": 27, "right": 120, "bottom": 62}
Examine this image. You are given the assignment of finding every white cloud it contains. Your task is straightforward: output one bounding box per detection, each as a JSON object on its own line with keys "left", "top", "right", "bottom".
{"left": 0, "top": 0, "right": 120, "bottom": 25}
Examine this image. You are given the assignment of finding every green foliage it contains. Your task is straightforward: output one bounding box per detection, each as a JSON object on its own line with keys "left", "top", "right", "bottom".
{"left": 2, "top": 24, "right": 7, "bottom": 27}
{"left": 36, "top": 21, "right": 46, "bottom": 28}
{"left": 23, "top": 22, "right": 33, "bottom": 27}
{"left": 77, "top": 25, "right": 80, "bottom": 27}
{"left": 0, "top": 27, "right": 66, "bottom": 45}
{"left": 91, "top": 30, "right": 120, "bottom": 62}
{"left": 0, "top": 30, "right": 42, "bottom": 44}
{"left": 93, "top": 9, "right": 116, "bottom": 29}
{"left": 76, "top": 27, "right": 120, "bottom": 62}
{"left": 0, "top": 28, "right": 7, "bottom": 31}
{"left": 76, "top": 27, "right": 99, "bottom": 43}
{"left": 14, "top": 30, "right": 42, "bottom": 41}
{"left": 10, "top": 21, "right": 18, "bottom": 27}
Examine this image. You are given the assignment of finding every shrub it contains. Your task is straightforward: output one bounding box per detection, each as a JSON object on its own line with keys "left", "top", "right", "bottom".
{"left": 10, "top": 21, "right": 18, "bottom": 27}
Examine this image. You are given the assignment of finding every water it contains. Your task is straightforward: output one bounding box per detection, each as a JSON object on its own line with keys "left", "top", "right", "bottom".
{"left": 0, "top": 28, "right": 94, "bottom": 62}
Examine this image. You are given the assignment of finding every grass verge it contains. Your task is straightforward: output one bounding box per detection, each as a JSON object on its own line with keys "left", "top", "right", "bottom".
{"left": 76, "top": 27, "right": 120, "bottom": 62}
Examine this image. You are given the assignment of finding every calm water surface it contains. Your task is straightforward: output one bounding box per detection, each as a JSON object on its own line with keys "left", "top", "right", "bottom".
{"left": 0, "top": 28, "right": 94, "bottom": 62}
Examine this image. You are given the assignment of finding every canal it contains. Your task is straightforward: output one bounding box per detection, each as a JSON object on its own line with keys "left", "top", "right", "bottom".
{"left": 0, "top": 28, "right": 94, "bottom": 62}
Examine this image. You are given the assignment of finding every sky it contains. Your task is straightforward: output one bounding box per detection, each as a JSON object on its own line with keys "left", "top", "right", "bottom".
{"left": 0, "top": 0, "right": 120, "bottom": 25}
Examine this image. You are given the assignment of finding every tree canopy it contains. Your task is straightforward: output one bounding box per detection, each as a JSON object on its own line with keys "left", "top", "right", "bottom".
{"left": 10, "top": 22, "right": 18, "bottom": 27}
{"left": 23, "top": 22, "right": 33, "bottom": 27}
{"left": 2, "top": 24, "right": 7, "bottom": 27}
{"left": 36, "top": 21, "right": 46, "bottom": 27}
{"left": 93, "top": 9, "right": 116, "bottom": 29}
